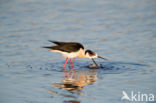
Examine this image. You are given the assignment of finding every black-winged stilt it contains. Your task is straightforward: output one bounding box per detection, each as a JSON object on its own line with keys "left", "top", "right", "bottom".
{"left": 43, "top": 40, "right": 107, "bottom": 69}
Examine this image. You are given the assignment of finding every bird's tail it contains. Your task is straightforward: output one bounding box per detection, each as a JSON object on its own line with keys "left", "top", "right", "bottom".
{"left": 42, "top": 46, "right": 52, "bottom": 49}
{"left": 42, "top": 46, "right": 59, "bottom": 50}
{"left": 48, "top": 40, "right": 64, "bottom": 45}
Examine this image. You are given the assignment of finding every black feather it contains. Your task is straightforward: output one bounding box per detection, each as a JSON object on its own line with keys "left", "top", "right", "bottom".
{"left": 42, "top": 46, "right": 52, "bottom": 49}
{"left": 44, "top": 41, "right": 84, "bottom": 53}
{"left": 48, "top": 40, "right": 65, "bottom": 45}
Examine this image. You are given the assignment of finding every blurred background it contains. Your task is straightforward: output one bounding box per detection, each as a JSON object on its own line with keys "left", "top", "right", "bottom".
{"left": 0, "top": 0, "right": 156, "bottom": 103}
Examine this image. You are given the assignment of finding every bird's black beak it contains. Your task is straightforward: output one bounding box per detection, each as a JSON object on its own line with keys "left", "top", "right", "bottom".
{"left": 91, "top": 58, "right": 98, "bottom": 67}
{"left": 98, "top": 56, "right": 108, "bottom": 60}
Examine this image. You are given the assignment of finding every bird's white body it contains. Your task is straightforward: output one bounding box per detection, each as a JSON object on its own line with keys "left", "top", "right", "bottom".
{"left": 50, "top": 48, "right": 85, "bottom": 58}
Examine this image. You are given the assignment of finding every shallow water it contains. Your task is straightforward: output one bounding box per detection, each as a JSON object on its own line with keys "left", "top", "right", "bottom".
{"left": 0, "top": 0, "right": 156, "bottom": 103}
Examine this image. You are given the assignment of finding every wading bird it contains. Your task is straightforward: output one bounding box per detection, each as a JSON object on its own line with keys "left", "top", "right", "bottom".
{"left": 43, "top": 40, "right": 107, "bottom": 69}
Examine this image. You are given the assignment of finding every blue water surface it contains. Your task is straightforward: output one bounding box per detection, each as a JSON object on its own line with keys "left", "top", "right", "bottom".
{"left": 0, "top": 0, "right": 156, "bottom": 103}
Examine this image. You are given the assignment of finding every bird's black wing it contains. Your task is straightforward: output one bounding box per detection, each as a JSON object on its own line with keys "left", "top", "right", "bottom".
{"left": 48, "top": 40, "right": 66, "bottom": 45}
{"left": 44, "top": 41, "right": 84, "bottom": 53}
{"left": 58, "top": 43, "right": 84, "bottom": 53}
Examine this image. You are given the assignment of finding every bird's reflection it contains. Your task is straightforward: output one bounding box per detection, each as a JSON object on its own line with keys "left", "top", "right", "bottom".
{"left": 51, "top": 68, "right": 97, "bottom": 95}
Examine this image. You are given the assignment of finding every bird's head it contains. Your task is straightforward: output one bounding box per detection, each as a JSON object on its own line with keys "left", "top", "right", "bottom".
{"left": 84, "top": 49, "right": 108, "bottom": 60}
{"left": 85, "top": 50, "right": 97, "bottom": 59}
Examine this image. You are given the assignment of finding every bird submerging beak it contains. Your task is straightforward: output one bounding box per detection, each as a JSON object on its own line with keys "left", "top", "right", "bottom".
{"left": 84, "top": 50, "right": 108, "bottom": 68}
{"left": 91, "top": 57, "right": 108, "bottom": 68}
{"left": 43, "top": 40, "right": 108, "bottom": 69}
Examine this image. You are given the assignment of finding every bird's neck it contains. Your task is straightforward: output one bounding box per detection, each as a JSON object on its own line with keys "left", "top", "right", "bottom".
{"left": 78, "top": 49, "right": 87, "bottom": 58}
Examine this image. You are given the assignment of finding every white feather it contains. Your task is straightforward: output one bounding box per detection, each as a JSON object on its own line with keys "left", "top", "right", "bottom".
{"left": 50, "top": 49, "right": 83, "bottom": 58}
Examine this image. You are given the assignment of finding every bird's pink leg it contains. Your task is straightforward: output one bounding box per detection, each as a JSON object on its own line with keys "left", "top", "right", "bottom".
{"left": 68, "top": 58, "right": 71, "bottom": 68}
{"left": 72, "top": 58, "right": 75, "bottom": 68}
{"left": 63, "top": 58, "right": 68, "bottom": 69}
